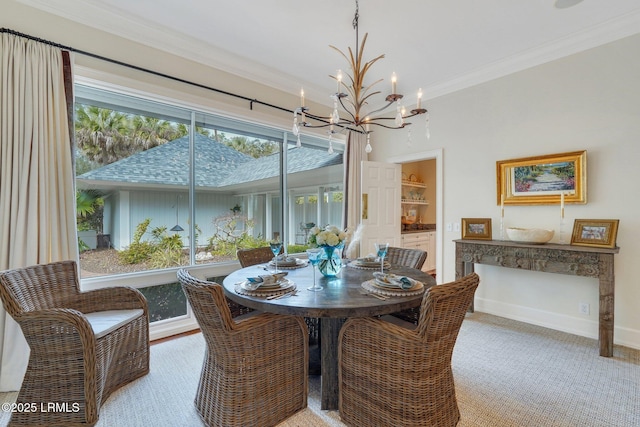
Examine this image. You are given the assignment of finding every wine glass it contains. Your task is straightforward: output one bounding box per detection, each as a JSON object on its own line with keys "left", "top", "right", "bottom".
{"left": 270, "top": 240, "right": 283, "bottom": 273}
{"left": 306, "top": 248, "right": 323, "bottom": 291}
{"left": 374, "top": 242, "right": 389, "bottom": 273}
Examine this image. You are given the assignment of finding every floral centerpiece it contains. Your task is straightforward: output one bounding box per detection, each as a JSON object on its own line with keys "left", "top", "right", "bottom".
{"left": 308, "top": 225, "right": 349, "bottom": 277}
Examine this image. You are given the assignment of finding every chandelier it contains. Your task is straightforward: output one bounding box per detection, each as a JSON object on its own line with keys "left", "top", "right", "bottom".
{"left": 292, "top": 0, "right": 429, "bottom": 153}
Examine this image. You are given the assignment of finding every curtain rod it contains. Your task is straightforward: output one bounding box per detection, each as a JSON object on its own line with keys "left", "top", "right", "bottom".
{"left": 1, "top": 27, "right": 296, "bottom": 116}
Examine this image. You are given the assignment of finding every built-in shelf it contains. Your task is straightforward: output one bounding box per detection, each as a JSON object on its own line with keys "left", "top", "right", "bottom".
{"left": 401, "top": 180, "right": 426, "bottom": 188}
{"left": 401, "top": 200, "right": 429, "bottom": 205}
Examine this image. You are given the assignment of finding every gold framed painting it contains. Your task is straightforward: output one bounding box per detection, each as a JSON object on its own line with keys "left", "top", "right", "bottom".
{"left": 570, "top": 219, "right": 619, "bottom": 248}
{"left": 461, "top": 218, "right": 492, "bottom": 240}
{"left": 496, "top": 150, "right": 587, "bottom": 206}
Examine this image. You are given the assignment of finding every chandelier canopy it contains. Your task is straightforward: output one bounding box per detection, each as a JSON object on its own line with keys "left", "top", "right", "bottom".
{"left": 292, "top": 0, "right": 429, "bottom": 153}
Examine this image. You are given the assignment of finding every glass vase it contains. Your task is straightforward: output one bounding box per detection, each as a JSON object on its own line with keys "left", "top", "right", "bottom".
{"left": 318, "top": 244, "right": 343, "bottom": 277}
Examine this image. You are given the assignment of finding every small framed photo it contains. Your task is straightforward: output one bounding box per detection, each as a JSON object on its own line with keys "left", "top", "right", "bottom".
{"left": 461, "top": 218, "right": 492, "bottom": 240}
{"left": 570, "top": 219, "right": 619, "bottom": 248}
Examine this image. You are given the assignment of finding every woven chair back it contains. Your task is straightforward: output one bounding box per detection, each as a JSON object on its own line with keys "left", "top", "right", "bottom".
{"left": 386, "top": 246, "right": 427, "bottom": 270}
{"left": 236, "top": 246, "right": 282, "bottom": 267}
{"left": 416, "top": 272, "right": 480, "bottom": 350}
{"left": 177, "top": 269, "right": 236, "bottom": 335}
{"left": 0, "top": 260, "right": 80, "bottom": 316}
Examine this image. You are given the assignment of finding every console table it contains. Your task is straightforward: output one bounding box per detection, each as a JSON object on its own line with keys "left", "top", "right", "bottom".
{"left": 454, "top": 239, "right": 620, "bottom": 357}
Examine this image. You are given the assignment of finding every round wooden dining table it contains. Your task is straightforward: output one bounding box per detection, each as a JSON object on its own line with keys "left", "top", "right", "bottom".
{"left": 222, "top": 259, "right": 436, "bottom": 410}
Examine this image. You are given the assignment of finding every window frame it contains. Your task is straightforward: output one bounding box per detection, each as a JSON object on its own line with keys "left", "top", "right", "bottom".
{"left": 74, "top": 74, "right": 346, "bottom": 340}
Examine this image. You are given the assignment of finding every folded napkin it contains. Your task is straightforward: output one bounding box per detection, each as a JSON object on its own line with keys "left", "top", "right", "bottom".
{"left": 272, "top": 255, "right": 297, "bottom": 266}
{"left": 245, "top": 272, "right": 288, "bottom": 290}
{"left": 373, "top": 272, "right": 413, "bottom": 290}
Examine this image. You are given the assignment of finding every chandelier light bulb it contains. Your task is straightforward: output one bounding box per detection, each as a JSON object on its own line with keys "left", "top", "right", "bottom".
{"left": 417, "top": 88, "right": 423, "bottom": 109}
{"left": 391, "top": 72, "right": 397, "bottom": 94}
{"left": 336, "top": 69, "right": 343, "bottom": 92}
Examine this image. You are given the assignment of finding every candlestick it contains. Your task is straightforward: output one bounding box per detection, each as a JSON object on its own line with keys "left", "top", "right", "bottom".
{"left": 560, "top": 192, "right": 565, "bottom": 219}
{"left": 500, "top": 193, "right": 505, "bottom": 218}
{"left": 417, "top": 88, "right": 423, "bottom": 109}
{"left": 391, "top": 72, "right": 397, "bottom": 94}
{"left": 336, "top": 70, "right": 342, "bottom": 93}
{"left": 300, "top": 88, "right": 305, "bottom": 107}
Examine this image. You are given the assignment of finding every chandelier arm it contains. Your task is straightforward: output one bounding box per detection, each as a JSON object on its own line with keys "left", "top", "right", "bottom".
{"left": 355, "top": 95, "right": 390, "bottom": 118}
{"left": 337, "top": 96, "right": 359, "bottom": 123}
{"left": 403, "top": 109, "right": 428, "bottom": 119}
{"left": 368, "top": 121, "right": 411, "bottom": 130}
{"left": 302, "top": 120, "right": 366, "bottom": 134}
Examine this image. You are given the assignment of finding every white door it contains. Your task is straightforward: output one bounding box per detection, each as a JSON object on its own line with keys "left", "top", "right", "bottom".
{"left": 359, "top": 160, "right": 402, "bottom": 256}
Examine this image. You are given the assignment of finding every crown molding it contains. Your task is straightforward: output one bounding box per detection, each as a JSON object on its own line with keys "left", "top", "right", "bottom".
{"left": 16, "top": 0, "right": 640, "bottom": 102}
{"left": 424, "top": 10, "right": 640, "bottom": 99}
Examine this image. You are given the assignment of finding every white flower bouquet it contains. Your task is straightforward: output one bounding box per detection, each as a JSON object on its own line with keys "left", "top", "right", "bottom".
{"left": 308, "top": 225, "right": 348, "bottom": 248}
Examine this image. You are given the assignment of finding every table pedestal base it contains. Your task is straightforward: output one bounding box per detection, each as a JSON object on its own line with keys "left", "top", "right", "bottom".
{"left": 320, "top": 317, "right": 345, "bottom": 410}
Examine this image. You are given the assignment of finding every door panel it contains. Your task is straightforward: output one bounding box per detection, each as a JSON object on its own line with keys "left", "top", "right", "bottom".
{"left": 359, "top": 161, "right": 401, "bottom": 256}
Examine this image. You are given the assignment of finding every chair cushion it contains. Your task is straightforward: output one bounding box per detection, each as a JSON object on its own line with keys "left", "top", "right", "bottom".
{"left": 85, "top": 309, "right": 144, "bottom": 338}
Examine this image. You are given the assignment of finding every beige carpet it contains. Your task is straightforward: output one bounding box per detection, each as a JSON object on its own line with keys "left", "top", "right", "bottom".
{"left": 1, "top": 312, "right": 639, "bottom": 426}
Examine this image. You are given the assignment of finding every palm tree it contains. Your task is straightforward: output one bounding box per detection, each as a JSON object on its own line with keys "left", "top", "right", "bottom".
{"left": 130, "top": 115, "right": 185, "bottom": 149}
{"left": 75, "top": 105, "right": 132, "bottom": 165}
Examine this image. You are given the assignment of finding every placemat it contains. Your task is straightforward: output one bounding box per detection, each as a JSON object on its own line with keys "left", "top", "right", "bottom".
{"left": 235, "top": 280, "right": 296, "bottom": 297}
{"left": 361, "top": 279, "right": 424, "bottom": 297}
{"left": 267, "top": 259, "right": 309, "bottom": 270}
{"left": 348, "top": 261, "right": 390, "bottom": 270}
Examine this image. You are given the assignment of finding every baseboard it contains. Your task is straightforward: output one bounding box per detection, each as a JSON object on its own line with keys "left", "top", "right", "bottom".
{"left": 475, "top": 297, "right": 640, "bottom": 351}
{"left": 149, "top": 317, "right": 199, "bottom": 341}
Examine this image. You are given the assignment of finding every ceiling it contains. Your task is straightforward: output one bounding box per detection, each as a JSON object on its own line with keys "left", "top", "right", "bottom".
{"left": 18, "top": 0, "right": 640, "bottom": 109}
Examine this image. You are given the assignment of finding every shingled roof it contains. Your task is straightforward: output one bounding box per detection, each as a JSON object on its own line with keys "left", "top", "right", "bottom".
{"left": 78, "top": 133, "right": 342, "bottom": 189}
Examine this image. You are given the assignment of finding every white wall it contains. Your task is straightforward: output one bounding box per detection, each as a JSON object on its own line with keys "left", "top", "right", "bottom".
{"left": 373, "top": 34, "right": 640, "bottom": 350}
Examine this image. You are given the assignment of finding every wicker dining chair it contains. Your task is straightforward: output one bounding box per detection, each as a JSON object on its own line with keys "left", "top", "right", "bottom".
{"left": 177, "top": 269, "right": 308, "bottom": 427}
{"left": 0, "top": 260, "right": 149, "bottom": 427}
{"left": 386, "top": 246, "right": 428, "bottom": 324}
{"left": 236, "top": 246, "right": 321, "bottom": 373}
{"left": 338, "top": 272, "right": 480, "bottom": 427}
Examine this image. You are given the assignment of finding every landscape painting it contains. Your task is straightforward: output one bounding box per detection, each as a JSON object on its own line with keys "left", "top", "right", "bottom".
{"left": 497, "top": 151, "right": 587, "bottom": 205}
{"left": 512, "top": 161, "right": 575, "bottom": 195}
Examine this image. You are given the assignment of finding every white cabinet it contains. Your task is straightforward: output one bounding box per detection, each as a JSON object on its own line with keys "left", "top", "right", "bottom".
{"left": 401, "top": 231, "right": 435, "bottom": 272}
{"left": 425, "top": 231, "right": 436, "bottom": 272}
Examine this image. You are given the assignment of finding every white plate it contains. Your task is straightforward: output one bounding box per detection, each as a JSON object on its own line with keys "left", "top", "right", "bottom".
{"left": 240, "top": 278, "right": 291, "bottom": 291}
{"left": 269, "top": 257, "right": 300, "bottom": 267}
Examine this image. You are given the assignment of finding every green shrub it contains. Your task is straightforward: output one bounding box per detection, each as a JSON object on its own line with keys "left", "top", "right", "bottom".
{"left": 118, "top": 218, "right": 185, "bottom": 268}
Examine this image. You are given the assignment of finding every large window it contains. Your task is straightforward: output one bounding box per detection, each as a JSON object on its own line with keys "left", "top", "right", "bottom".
{"left": 74, "top": 84, "right": 344, "bottom": 325}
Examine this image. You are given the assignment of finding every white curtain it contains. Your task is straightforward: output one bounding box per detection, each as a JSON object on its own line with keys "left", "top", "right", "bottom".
{"left": 0, "top": 33, "right": 77, "bottom": 391}
{"left": 343, "top": 133, "right": 367, "bottom": 259}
